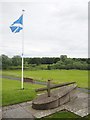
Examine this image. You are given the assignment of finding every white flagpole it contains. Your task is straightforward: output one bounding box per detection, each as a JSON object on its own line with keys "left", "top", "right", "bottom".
{"left": 21, "top": 9, "right": 25, "bottom": 89}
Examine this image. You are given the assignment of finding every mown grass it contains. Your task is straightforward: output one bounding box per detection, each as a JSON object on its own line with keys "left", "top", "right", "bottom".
{"left": 40, "top": 111, "right": 90, "bottom": 119}
{"left": 2, "top": 78, "right": 43, "bottom": 106}
{"left": 2, "top": 70, "right": 88, "bottom": 88}
{"left": 45, "top": 111, "right": 80, "bottom": 118}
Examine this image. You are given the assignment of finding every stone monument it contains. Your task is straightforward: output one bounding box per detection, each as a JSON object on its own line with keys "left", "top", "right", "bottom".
{"left": 32, "top": 80, "right": 77, "bottom": 110}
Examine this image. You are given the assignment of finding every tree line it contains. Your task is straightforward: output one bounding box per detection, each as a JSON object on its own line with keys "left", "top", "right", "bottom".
{"left": 0, "top": 54, "right": 90, "bottom": 70}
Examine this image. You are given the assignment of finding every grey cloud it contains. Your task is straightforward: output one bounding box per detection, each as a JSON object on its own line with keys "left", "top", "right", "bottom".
{"left": 0, "top": 0, "right": 88, "bottom": 58}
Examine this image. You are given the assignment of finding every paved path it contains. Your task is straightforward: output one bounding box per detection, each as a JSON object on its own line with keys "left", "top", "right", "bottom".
{"left": 1, "top": 75, "right": 90, "bottom": 93}
{"left": 2, "top": 91, "right": 90, "bottom": 119}
{"left": 1, "top": 75, "right": 47, "bottom": 85}
{"left": 2, "top": 101, "right": 34, "bottom": 119}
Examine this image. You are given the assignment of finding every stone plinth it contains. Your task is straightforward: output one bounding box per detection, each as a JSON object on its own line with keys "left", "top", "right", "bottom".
{"left": 32, "top": 84, "right": 77, "bottom": 110}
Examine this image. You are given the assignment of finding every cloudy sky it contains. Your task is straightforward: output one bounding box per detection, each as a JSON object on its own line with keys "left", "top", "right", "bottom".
{"left": 0, "top": 0, "right": 88, "bottom": 58}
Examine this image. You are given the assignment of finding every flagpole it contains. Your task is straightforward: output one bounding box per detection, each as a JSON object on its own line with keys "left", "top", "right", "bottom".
{"left": 21, "top": 9, "right": 25, "bottom": 90}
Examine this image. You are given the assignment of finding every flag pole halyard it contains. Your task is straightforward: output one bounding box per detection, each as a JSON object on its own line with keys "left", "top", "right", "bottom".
{"left": 21, "top": 9, "right": 25, "bottom": 90}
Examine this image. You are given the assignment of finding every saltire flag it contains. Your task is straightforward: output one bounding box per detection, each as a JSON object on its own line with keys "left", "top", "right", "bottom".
{"left": 10, "top": 15, "right": 23, "bottom": 33}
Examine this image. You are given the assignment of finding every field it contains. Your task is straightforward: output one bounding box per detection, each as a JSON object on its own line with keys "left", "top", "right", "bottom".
{"left": 2, "top": 78, "right": 43, "bottom": 106}
{"left": 2, "top": 70, "right": 88, "bottom": 88}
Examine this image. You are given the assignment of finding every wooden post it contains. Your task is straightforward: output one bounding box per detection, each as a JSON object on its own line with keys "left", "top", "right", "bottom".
{"left": 47, "top": 80, "right": 51, "bottom": 97}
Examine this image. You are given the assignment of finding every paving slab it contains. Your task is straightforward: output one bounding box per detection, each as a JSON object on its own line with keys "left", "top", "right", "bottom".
{"left": 2, "top": 104, "right": 20, "bottom": 111}
{"left": 0, "top": 108, "right": 2, "bottom": 120}
{"left": 65, "top": 98, "right": 88, "bottom": 112}
{"left": 19, "top": 101, "right": 32, "bottom": 107}
{"left": 74, "top": 107, "right": 89, "bottom": 117}
{"left": 25, "top": 105, "right": 65, "bottom": 118}
{"left": 2, "top": 105, "right": 34, "bottom": 119}
{"left": 64, "top": 91, "right": 89, "bottom": 117}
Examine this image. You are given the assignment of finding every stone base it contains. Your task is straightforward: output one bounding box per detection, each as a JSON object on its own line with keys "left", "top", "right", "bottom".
{"left": 32, "top": 84, "right": 77, "bottom": 110}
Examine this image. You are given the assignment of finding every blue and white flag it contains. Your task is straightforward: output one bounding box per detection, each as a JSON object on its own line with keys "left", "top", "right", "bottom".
{"left": 10, "top": 15, "right": 23, "bottom": 33}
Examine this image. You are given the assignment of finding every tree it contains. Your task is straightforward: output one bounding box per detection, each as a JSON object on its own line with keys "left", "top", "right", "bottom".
{"left": 28, "top": 58, "right": 41, "bottom": 65}
{"left": 12, "top": 55, "right": 21, "bottom": 66}
{"left": 41, "top": 57, "right": 54, "bottom": 64}
{"left": 53, "top": 58, "right": 60, "bottom": 63}
{"left": 0, "top": 55, "right": 2, "bottom": 69}
{"left": 60, "top": 55, "right": 67, "bottom": 62}
{"left": 1, "top": 54, "right": 12, "bottom": 69}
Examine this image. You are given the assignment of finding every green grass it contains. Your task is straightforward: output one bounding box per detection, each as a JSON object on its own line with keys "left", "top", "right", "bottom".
{"left": 45, "top": 111, "right": 80, "bottom": 118}
{"left": 2, "top": 78, "right": 43, "bottom": 106}
{"left": 40, "top": 111, "right": 90, "bottom": 119}
{"left": 2, "top": 70, "right": 88, "bottom": 88}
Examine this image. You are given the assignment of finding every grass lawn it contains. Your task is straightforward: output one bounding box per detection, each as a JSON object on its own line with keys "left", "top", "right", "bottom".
{"left": 2, "top": 78, "right": 43, "bottom": 106}
{"left": 2, "top": 70, "right": 88, "bottom": 88}
{"left": 45, "top": 111, "right": 80, "bottom": 118}
{"left": 40, "top": 111, "right": 90, "bottom": 119}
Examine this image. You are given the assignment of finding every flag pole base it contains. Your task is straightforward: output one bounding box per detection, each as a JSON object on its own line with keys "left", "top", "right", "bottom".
{"left": 21, "top": 88, "right": 24, "bottom": 90}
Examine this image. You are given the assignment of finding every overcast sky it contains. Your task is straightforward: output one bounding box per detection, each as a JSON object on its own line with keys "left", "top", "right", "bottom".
{"left": 0, "top": 0, "right": 88, "bottom": 58}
